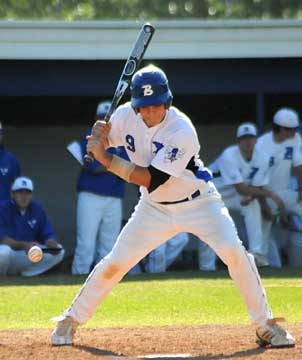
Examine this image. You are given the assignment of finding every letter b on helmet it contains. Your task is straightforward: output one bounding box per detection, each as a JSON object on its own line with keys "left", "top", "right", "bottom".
{"left": 130, "top": 65, "right": 173, "bottom": 108}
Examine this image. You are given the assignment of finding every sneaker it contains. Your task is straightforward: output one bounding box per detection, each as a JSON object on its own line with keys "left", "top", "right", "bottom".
{"left": 254, "top": 253, "right": 270, "bottom": 268}
{"left": 51, "top": 315, "right": 79, "bottom": 346}
{"left": 256, "top": 318, "right": 295, "bottom": 348}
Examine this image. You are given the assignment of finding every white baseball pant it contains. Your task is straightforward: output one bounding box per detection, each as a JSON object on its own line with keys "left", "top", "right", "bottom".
{"left": 64, "top": 191, "right": 272, "bottom": 328}
{"left": 72, "top": 191, "right": 122, "bottom": 275}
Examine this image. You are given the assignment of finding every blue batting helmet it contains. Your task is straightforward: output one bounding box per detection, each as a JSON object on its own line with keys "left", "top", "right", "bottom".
{"left": 130, "top": 65, "right": 173, "bottom": 109}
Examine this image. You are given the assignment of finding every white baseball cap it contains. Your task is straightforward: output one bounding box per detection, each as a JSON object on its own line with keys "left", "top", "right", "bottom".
{"left": 11, "top": 176, "right": 34, "bottom": 192}
{"left": 236, "top": 123, "right": 257, "bottom": 138}
{"left": 96, "top": 101, "right": 111, "bottom": 118}
{"left": 273, "top": 108, "right": 300, "bottom": 128}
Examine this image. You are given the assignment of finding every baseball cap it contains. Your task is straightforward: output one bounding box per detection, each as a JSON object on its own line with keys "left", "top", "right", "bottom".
{"left": 96, "top": 101, "right": 111, "bottom": 118}
{"left": 273, "top": 108, "right": 300, "bottom": 128}
{"left": 236, "top": 123, "right": 257, "bottom": 138}
{"left": 11, "top": 176, "right": 34, "bottom": 192}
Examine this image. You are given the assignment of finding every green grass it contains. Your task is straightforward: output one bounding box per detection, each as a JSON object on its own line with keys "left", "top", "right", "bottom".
{"left": 0, "top": 268, "right": 301, "bottom": 330}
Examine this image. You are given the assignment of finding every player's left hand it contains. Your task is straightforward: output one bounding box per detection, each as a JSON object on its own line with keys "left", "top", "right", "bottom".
{"left": 92, "top": 120, "right": 111, "bottom": 144}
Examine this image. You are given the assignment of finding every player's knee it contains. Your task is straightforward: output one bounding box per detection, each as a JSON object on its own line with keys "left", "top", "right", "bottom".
{"left": 103, "top": 262, "right": 124, "bottom": 280}
{"left": 95, "top": 252, "right": 134, "bottom": 280}
{"left": 222, "top": 243, "right": 245, "bottom": 268}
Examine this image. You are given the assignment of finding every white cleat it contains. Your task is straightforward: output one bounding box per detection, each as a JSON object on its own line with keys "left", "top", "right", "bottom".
{"left": 51, "top": 315, "right": 79, "bottom": 346}
{"left": 256, "top": 318, "right": 295, "bottom": 348}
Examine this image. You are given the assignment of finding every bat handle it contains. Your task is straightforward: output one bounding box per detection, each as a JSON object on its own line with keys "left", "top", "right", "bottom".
{"left": 84, "top": 152, "right": 94, "bottom": 162}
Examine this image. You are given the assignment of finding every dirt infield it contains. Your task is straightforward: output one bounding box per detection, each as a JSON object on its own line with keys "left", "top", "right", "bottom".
{"left": 0, "top": 324, "right": 301, "bottom": 360}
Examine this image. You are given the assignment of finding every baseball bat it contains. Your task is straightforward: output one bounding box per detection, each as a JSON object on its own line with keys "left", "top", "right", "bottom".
{"left": 84, "top": 22, "right": 156, "bottom": 162}
{"left": 42, "top": 247, "right": 63, "bottom": 255}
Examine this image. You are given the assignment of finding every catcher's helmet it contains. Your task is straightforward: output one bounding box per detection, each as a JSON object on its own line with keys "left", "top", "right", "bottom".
{"left": 96, "top": 101, "right": 111, "bottom": 118}
{"left": 130, "top": 65, "right": 173, "bottom": 109}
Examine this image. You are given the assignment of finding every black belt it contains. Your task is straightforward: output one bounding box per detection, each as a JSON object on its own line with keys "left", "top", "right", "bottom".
{"left": 159, "top": 189, "right": 201, "bottom": 205}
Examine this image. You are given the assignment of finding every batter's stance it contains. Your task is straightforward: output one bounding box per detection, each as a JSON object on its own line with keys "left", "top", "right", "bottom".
{"left": 51, "top": 65, "right": 294, "bottom": 348}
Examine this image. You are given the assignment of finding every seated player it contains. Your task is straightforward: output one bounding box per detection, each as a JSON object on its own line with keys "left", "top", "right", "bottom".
{"left": 0, "top": 176, "right": 64, "bottom": 276}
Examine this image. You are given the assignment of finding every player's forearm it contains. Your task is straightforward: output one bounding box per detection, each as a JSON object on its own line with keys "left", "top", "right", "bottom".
{"left": 0, "top": 236, "right": 32, "bottom": 251}
{"left": 234, "top": 183, "right": 283, "bottom": 206}
{"left": 234, "top": 183, "right": 269, "bottom": 198}
{"left": 128, "top": 166, "right": 151, "bottom": 187}
{"left": 97, "top": 151, "right": 151, "bottom": 187}
{"left": 93, "top": 150, "right": 113, "bottom": 168}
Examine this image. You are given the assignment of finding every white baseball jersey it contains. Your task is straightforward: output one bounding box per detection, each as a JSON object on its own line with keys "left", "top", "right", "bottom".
{"left": 210, "top": 143, "right": 270, "bottom": 194}
{"left": 257, "top": 131, "right": 302, "bottom": 192}
{"left": 108, "top": 102, "right": 213, "bottom": 203}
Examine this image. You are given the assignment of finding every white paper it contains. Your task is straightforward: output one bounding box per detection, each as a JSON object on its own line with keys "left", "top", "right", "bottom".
{"left": 67, "top": 141, "right": 83, "bottom": 165}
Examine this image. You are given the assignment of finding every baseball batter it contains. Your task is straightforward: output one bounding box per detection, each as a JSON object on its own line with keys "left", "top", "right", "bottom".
{"left": 51, "top": 65, "right": 294, "bottom": 348}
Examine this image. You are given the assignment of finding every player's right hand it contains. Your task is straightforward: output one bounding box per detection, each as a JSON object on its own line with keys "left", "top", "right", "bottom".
{"left": 87, "top": 121, "right": 112, "bottom": 164}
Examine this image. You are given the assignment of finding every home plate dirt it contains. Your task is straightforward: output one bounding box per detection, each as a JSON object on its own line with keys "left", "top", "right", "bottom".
{"left": 0, "top": 324, "right": 301, "bottom": 360}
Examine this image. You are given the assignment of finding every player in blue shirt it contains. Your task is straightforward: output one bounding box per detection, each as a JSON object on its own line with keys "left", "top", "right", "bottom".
{"left": 72, "top": 101, "right": 128, "bottom": 275}
{"left": 0, "top": 121, "right": 21, "bottom": 206}
{"left": 0, "top": 176, "right": 64, "bottom": 276}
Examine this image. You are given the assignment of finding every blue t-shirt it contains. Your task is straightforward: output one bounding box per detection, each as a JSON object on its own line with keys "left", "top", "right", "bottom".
{"left": 0, "top": 200, "right": 56, "bottom": 244}
{"left": 0, "top": 146, "right": 21, "bottom": 205}
{"left": 77, "top": 129, "right": 129, "bottom": 198}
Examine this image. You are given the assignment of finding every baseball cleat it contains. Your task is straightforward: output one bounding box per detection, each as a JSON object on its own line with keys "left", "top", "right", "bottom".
{"left": 256, "top": 318, "right": 295, "bottom": 348}
{"left": 51, "top": 315, "right": 79, "bottom": 346}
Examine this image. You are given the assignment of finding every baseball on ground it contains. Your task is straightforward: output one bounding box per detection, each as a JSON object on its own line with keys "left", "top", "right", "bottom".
{"left": 28, "top": 245, "right": 43, "bottom": 263}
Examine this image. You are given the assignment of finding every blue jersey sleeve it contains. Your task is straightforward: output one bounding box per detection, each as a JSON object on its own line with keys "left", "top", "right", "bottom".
{"left": 116, "top": 146, "right": 130, "bottom": 161}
